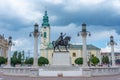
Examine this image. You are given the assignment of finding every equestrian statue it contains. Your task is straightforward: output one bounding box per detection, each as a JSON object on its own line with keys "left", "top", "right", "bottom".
{"left": 52, "top": 32, "right": 71, "bottom": 52}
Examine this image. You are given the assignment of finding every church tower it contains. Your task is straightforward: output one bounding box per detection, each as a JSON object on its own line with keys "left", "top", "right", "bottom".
{"left": 40, "top": 11, "right": 50, "bottom": 49}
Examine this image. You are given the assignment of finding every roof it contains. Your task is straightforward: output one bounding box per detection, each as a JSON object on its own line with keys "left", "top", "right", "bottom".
{"left": 41, "top": 11, "right": 50, "bottom": 27}
{"left": 47, "top": 43, "right": 100, "bottom": 50}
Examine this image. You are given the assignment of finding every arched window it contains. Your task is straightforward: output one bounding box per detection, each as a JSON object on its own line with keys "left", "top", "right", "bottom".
{"left": 73, "top": 53, "right": 76, "bottom": 57}
{"left": 44, "top": 32, "right": 47, "bottom": 38}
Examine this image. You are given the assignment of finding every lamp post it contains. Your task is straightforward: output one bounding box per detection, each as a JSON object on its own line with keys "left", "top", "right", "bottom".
{"left": 77, "top": 23, "right": 91, "bottom": 67}
{"left": 108, "top": 36, "right": 117, "bottom": 67}
{"left": 29, "top": 23, "right": 41, "bottom": 67}
{"left": 7, "top": 36, "right": 14, "bottom": 67}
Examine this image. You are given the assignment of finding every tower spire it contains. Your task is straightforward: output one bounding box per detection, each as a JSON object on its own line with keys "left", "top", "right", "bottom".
{"left": 42, "top": 11, "right": 50, "bottom": 27}
{"left": 45, "top": 10, "right": 47, "bottom": 16}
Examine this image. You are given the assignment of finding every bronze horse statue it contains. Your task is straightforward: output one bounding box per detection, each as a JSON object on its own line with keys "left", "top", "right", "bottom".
{"left": 52, "top": 36, "right": 71, "bottom": 52}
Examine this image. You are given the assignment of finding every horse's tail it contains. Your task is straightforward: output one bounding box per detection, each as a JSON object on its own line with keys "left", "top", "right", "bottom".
{"left": 52, "top": 41, "right": 55, "bottom": 48}
{"left": 52, "top": 41, "right": 56, "bottom": 51}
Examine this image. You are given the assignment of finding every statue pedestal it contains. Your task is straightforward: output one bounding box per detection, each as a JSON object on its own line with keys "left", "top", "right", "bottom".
{"left": 52, "top": 52, "right": 71, "bottom": 66}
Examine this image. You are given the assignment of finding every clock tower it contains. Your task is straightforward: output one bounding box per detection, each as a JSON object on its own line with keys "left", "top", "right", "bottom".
{"left": 40, "top": 11, "right": 50, "bottom": 49}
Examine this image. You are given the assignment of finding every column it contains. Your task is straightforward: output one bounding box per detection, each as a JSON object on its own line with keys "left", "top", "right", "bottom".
{"left": 82, "top": 35, "right": 88, "bottom": 67}
{"left": 97, "top": 50, "right": 101, "bottom": 65}
{"left": 0, "top": 48, "right": 2, "bottom": 56}
{"left": 111, "top": 45, "right": 115, "bottom": 66}
{"left": 7, "top": 46, "right": 11, "bottom": 66}
{"left": 108, "top": 36, "right": 117, "bottom": 67}
{"left": 33, "top": 36, "right": 38, "bottom": 66}
{"left": 78, "top": 23, "right": 91, "bottom": 67}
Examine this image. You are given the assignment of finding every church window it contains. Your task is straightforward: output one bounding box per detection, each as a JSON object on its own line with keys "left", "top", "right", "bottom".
{"left": 44, "top": 27, "right": 46, "bottom": 29}
{"left": 73, "top": 53, "right": 76, "bottom": 57}
{"left": 44, "top": 32, "right": 47, "bottom": 38}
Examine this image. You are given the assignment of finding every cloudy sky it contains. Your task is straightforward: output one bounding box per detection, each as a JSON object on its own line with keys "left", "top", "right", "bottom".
{"left": 0, "top": 0, "right": 120, "bottom": 56}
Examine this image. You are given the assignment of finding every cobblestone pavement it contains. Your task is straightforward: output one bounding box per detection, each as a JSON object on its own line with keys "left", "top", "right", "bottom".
{"left": 0, "top": 74, "right": 120, "bottom": 80}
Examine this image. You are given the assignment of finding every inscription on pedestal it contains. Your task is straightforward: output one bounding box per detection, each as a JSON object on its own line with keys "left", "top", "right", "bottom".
{"left": 52, "top": 52, "right": 71, "bottom": 65}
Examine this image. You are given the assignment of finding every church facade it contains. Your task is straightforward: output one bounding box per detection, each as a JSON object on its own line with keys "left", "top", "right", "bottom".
{"left": 0, "top": 35, "right": 8, "bottom": 58}
{"left": 40, "top": 11, "right": 101, "bottom": 65}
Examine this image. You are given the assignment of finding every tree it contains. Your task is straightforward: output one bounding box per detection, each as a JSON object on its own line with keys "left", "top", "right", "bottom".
{"left": 21, "top": 51, "right": 25, "bottom": 65}
{"left": 90, "top": 56, "right": 99, "bottom": 66}
{"left": 38, "top": 57, "right": 49, "bottom": 66}
{"left": 13, "top": 51, "right": 17, "bottom": 58}
{"left": 17, "top": 52, "right": 22, "bottom": 64}
{"left": 25, "top": 57, "right": 33, "bottom": 65}
{"left": 0, "top": 56, "right": 6, "bottom": 66}
{"left": 11, "top": 51, "right": 18, "bottom": 66}
{"left": 75, "top": 57, "right": 83, "bottom": 65}
{"left": 11, "top": 57, "right": 18, "bottom": 67}
{"left": 10, "top": 51, "right": 25, "bottom": 66}
{"left": 102, "top": 56, "right": 109, "bottom": 64}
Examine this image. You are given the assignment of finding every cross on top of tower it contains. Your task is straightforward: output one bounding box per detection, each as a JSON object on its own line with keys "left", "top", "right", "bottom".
{"left": 42, "top": 11, "right": 50, "bottom": 27}
{"left": 45, "top": 11, "right": 47, "bottom": 16}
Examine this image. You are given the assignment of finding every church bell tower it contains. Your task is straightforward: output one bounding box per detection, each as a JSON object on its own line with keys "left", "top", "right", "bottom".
{"left": 40, "top": 11, "right": 50, "bottom": 49}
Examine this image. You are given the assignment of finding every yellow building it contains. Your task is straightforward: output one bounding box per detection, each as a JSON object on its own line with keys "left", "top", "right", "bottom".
{"left": 41, "top": 44, "right": 101, "bottom": 64}
{"left": 0, "top": 34, "right": 8, "bottom": 58}
{"left": 40, "top": 11, "right": 101, "bottom": 65}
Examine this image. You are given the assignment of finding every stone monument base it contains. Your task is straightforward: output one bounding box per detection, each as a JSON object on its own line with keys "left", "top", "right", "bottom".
{"left": 52, "top": 52, "right": 71, "bottom": 65}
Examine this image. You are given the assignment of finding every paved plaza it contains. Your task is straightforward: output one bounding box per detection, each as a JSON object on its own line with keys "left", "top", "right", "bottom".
{"left": 0, "top": 74, "right": 120, "bottom": 80}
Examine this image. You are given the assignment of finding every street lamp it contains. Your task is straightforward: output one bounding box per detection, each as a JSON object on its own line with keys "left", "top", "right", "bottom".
{"left": 107, "top": 35, "right": 117, "bottom": 67}
{"left": 77, "top": 23, "right": 91, "bottom": 67}
{"left": 29, "top": 23, "right": 41, "bottom": 67}
{"left": 7, "top": 36, "right": 14, "bottom": 67}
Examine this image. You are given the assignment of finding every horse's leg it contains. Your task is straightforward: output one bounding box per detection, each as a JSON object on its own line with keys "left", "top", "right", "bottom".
{"left": 65, "top": 45, "right": 67, "bottom": 52}
{"left": 57, "top": 45, "right": 61, "bottom": 52}
{"left": 52, "top": 41, "right": 56, "bottom": 52}
{"left": 68, "top": 44, "right": 70, "bottom": 48}
{"left": 54, "top": 46, "right": 55, "bottom": 52}
{"left": 65, "top": 45, "right": 68, "bottom": 52}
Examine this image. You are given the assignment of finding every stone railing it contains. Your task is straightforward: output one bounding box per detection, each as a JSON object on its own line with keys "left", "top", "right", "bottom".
{"left": 0, "top": 66, "right": 120, "bottom": 77}
{"left": 90, "top": 67, "right": 120, "bottom": 76}
{"left": 0, "top": 67, "right": 39, "bottom": 77}
{"left": 40, "top": 65, "right": 80, "bottom": 71}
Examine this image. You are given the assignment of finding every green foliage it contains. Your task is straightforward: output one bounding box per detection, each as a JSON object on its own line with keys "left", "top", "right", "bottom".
{"left": 0, "top": 56, "right": 6, "bottom": 66}
{"left": 21, "top": 51, "right": 25, "bottom": 65}
{"left": 75, "top": 57, "right": 83, "bottom": 65}
{"left": 38, "top": 57, "right": 49, "bottom": 66}
{"left": 102, "top": 56, "right": 109, "bottom": 64}
{"left": 22, "top": 51, "right": 25, "bottom": 61}
{"left": 17, "top": 52, "right": 22, "bottom": 64}
{"left": 25, "top": 57, "right": 33, "bottom": 65}
{"left": 10, "top": 51, "right": 25, "bottom": 66}
{"left": 11, "top": 51, "right": 18, "bottom": 66}
{"left": 11, "top": 57, "right": 18, "bottom": 66}
{"left": 90, "top": 56, "right": 99, "bottom": 66}
{"left": 13, "top": 51, "right": 17, "bottom": 58}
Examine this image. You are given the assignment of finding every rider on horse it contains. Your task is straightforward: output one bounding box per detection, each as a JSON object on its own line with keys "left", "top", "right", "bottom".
{"left": 52, "top": 33, "right": 71, "bottom": 52}
{"left": 57, "top": 32, "right": 66, "bottom": 45}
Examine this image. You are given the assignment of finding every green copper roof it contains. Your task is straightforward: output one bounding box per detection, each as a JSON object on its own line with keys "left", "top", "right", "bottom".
{"left": 42, "top": 11, "right": 50, "bottom": 27}
{"left": 47, "top": 43, "right": 100, "bottom": 50}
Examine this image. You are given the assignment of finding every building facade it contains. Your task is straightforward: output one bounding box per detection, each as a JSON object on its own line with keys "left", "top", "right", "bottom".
{"left": 40, "top": 11, "right": 101, "bottom": 65}
{"left": 101, "top": 52, "right": 120, "bottom": 64}
{"left": 0, "top": 35, "right": 8, "bottom": 58}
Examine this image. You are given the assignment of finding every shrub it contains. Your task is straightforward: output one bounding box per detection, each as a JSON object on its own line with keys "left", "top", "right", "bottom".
{"left": 75, "top": 57, "right": 83, "bottom": 65}
{"left": 38, "top": 57, "right": 49, "bottom": 66}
